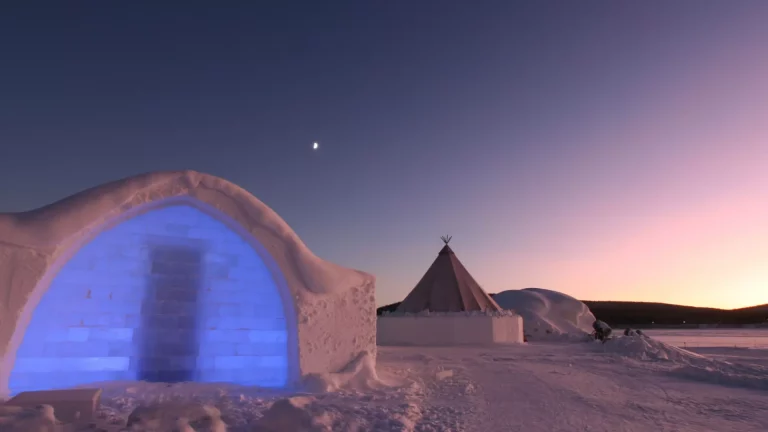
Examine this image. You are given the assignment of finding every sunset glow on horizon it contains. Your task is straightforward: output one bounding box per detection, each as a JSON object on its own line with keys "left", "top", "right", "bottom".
{"left": 356, "top": 4, "right": 768, "bottom": 309}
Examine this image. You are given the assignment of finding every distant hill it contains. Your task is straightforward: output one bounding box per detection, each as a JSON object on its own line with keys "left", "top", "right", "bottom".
{"left": 733, "top": 303, "right": 768, "bottom": 313}
{"left": 376, "top": 298, "right": 768, "bottom": 326}
{"left": 582, "top": 301, "right": 729, "bottom": 326}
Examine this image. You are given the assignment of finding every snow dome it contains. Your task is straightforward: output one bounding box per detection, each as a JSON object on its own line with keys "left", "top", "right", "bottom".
{"left": 0, "top": 171, "right": 376, "bottom": 397}
{"left": 493, "top": 288, "right": 595, "bottom": 341}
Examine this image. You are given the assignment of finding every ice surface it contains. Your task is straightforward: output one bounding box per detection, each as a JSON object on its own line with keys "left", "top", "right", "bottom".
{"left": 493, "top": 288, "right": 596, "bottom": 340}
{"left": 644, "top": 328, "right": 768, "bottom": 349}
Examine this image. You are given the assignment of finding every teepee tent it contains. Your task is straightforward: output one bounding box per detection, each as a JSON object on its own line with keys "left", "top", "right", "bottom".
{"left": 396, "top": 236, "right": 502, "bottom": 313}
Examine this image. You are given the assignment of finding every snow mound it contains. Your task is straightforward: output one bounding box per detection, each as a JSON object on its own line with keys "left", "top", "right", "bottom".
{"left": 254, "top": 396, "right": 339, "bottom": 432}
{"left": 254, "top": 394, "right": 425, "bottom": 432}
{"left": 493, "top": 288, "right": 595, "bottom": 341}
{"left": 125, "top": 402, "right": 226, "bottom": 431}
{"left": 0, "top": 404, "right": 58, "bottom": 431}
{"left": 602, "top": 336, "right": 768, "bottom": 391}
{"left": 601, "top": 335, "right": 709, "bottom": 364}
{"left": 672, "top": 362, "right": 768, "bottom": 392}
{"left": 302, "top": 351, "right": 395, "bottom": 393}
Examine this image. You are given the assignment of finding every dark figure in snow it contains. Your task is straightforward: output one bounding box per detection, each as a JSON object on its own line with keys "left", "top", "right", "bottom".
{"left": 592, "top": 320, "right": 612, "bottom": 342}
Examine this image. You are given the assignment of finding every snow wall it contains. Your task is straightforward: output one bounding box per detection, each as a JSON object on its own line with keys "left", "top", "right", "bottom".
{"left": 493, "top": 288, "right": 595, "bottom": 341}
{"left": 377, "top": 312, "right": 523, "bottom": 346}
{"left": 0, "top": 171, "right": 377, "bottom": 397}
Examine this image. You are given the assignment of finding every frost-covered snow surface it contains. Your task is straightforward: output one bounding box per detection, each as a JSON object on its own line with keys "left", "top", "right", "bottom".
{"left": 600, "top": 335, "right": 768, "bottom": 394}
{"left": 0, "top": 171, "right": 376, "bottom": 396}
{"left": 493, "top": 288, "right": 596, "bottom": 340}
{"left": 380, "top": 310, "right": 519, "bottom": 317}
{"left": 2, "top": 338, "right": 767, "bottom": 431}
{"left": 645, "top": 329, "right": 768, "bottom": 349}
{"left": 600, "top": 334, "right": 710, "bottom": 363}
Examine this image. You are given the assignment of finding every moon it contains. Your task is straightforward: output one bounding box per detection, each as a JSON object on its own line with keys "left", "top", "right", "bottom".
{"left": 313, "top": 142, "right": 319, "bottom": 150}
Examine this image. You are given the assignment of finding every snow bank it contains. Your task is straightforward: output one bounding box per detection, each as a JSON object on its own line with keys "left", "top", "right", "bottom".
{"left": 125, "top": 402, "right": 226, "bottom": 431}
{"left": 380, "top": 310, "right": 519, "bottom": 317}
{"left": 301, "top": 351, "right": 391, "bottom": 393}
{"left": 254, "top": 396, "right": 334, "bottom": 431}
{"left": 602, "top": 336, "right": 768, "bottom": 391}
{"left": 671, "top": 362, "right": 768, "bottom": 392}
{"left": 493, "top": 288, "right": 596, "bottom": 341}
{"left": 600, "top": 335, "right": 709, "bottom": 364}
{"left": 0, "top": 404, "right": 58, "bottom": 431}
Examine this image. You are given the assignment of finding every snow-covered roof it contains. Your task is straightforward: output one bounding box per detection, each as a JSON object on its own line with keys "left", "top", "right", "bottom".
{"left": 0, "top": 170, "right": 371, "bottom": 296}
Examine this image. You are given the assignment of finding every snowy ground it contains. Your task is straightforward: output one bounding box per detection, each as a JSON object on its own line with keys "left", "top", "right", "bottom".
{"left": 644, "top": 328, "right": 768, "bottom": 349}
{"left": 3, "top": 337, "right": 768, "bottom": 431}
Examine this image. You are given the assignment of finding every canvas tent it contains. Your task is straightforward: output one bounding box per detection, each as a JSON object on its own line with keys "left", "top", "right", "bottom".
{"left": 396, "top": 238, "right": 502, "bottom": 313}
{"left": 378, "top": 237, "right": 522, "bottom": 345}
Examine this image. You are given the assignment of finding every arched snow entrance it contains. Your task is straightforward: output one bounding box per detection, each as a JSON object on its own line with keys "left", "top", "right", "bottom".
{"left": 7, "top": 199, "right": 298, "bottom": 394}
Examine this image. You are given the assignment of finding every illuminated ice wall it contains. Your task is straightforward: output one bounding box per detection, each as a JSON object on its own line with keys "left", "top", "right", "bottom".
{"left": 8, "top": 204, "right": 292, "bottom": 394}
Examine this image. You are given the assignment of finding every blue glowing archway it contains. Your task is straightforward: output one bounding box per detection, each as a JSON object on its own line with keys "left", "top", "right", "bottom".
{"left": 8, "top": 198, "right": 299, "bottom": 394}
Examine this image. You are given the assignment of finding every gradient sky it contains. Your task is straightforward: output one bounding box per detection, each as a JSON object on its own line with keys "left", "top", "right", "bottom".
{"left": 1, "top": 2, "right": 767, "bottom": 309}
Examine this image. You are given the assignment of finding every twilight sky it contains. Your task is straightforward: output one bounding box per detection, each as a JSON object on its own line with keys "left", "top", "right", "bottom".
{"left": 1, "top": 2, "right": 767, "bottom": 309}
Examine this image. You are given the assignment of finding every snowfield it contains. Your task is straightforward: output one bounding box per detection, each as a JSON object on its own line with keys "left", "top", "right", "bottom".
{"left": 644, "top": 329, "right": 768, "bottom": 349}
{"left": 2, "top": 337, "right": 768, "bottom": 431}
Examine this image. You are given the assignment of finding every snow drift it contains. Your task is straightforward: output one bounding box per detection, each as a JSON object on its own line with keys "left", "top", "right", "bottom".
{"left": 672, "top": 361, "right": 768, "bottom": 392}
{"left": 301, "top": 351, "right": 393, "bottom": 393}
{"left": 0, "top": 404, "right": 59, "bottom": 431}
{"left": 493, "top": 288, "right": 596, "bottom": 341}
{"left": 600, "top": 335, "right": 708, "bottom": 364}
{"left": 601, "top": 335, "right": 768, "bottom": 391}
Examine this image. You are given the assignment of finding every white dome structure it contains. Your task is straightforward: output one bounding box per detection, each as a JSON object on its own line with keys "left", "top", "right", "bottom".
{"left": 0, "top": 171, "right": 376, "bottom": 397}
{"left": 493, "top": 288, "right": 595, "bottom": 340}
